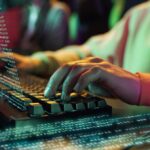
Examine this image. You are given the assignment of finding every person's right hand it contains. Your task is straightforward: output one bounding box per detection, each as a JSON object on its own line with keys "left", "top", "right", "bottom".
{"left": 0, "top": 52, "right": 44, "bottom": 74}
{"left": 44, "top": 57, "right": 140, "bottom": 105}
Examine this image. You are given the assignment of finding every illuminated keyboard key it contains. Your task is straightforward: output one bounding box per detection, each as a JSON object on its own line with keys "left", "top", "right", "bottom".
{"left": 51, "top": 104, "right": 62, "bottom": 114}
{"left": 55, "top": 92, "right": 61, "bottom": 98}
{"left": 97, "top": 99, "right": 107, "bottom": 108}
{"left": 63, "top": 103, "right": 74, "bottom": 112}
{"left": 70, "top": 92, "right": 78, "bottom": 98}
{"left": 28, "top": 103, "right": 44, "bottom": 116}
{"left": 20, "top": 98, "right": 32, "bottom": 105}
{"left": 45, "top": 101, "right": 62, "bottom": 114}
{"left": 87, "top": 101, "right": 96, "bottom": 109}
{"left": 40, "top": 98, "right": 49, "bottom": 102}
{"left": 30, "top": 93, "right": 39, "bottom": 96}
{"left": 75, "top": 102, "right": 86, "bottom": 110}
{"left": 34, "top": 96, "right": 45, "bottom": 99}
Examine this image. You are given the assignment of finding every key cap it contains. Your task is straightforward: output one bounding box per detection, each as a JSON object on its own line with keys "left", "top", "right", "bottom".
{"left": 28, "top": 103, "right": 44, "bottom": 116}
{"left": 63, "top": 103, "right": 74, "bottom": 112}
{"left": 87, "top": 101, "right": 96, "bottom": 109}
{"left": 20, "top": 97, "right": 32, "bottom": 106}
{"left": 45, "top": 101, "right": 62, "bottom": 114}
{"left": 75, "top": 102, "right": 86, "bottom": 110}
{"left": 97, "top": 99, "right": 107, "bottom": 108}
{"left": 55, "top": 92, "right": 61, "bottom": 98}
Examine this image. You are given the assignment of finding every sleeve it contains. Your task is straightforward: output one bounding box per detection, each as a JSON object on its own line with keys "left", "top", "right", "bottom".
{"left": 84, "top": 9, "right": 131, "bottom": 65}
{"left": 33, "top": 10, "right": 132, "bottom": 67}
{"left": 137, "top": 73, "right": 150, "bottom": 106}
{"left": 31, "top": 5, "right": 138, "bottom": 75}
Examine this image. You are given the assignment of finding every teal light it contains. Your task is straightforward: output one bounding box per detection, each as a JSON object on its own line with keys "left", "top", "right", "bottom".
{"left": 69, "top": 13, "right": 79, "bottom": 41}
{"left": 109, "top": 0, "right": 125, "bottom": 28}
{"left": 28, "top": 5, "right": 40, "bottom": 33}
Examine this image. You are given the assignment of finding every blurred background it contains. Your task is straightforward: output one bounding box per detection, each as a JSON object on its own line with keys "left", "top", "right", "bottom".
{"left": 0, "top": 0, "right": 148, "bottom": 55}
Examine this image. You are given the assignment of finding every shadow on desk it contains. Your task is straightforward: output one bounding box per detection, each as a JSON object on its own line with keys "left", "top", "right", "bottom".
{"left": 106, "top": 98, "right": 150, "bottom": 116}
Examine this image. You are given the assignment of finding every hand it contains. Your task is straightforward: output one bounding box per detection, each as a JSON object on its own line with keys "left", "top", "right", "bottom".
{"left": 0, "top": 52, "right": 44, "bottom": 74}
{"left": 44, "top": 57, "right": 140, "bottom": 105}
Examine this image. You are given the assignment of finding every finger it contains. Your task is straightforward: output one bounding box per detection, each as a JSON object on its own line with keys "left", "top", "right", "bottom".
{"left": 44, "top": 64, "right": 72, "bottom": 98}
{"left": 44, "top": 60, "right": 93, "bottom": 98}
{"left": 61, "top": 65, "right": 89, "bottom": 101}
{"left": 74, "top": 67, "right": 105, "bottom": 92}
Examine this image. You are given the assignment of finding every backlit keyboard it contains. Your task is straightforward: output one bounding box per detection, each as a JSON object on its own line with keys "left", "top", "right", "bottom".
{"left": 0, "top": 73, "right": 149, "bottom": 150}
{"left": 0, "top": 73, "right": 112, "bottom": 117}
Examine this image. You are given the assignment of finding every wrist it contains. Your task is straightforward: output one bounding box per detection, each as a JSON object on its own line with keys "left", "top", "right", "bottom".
{"left": 134, "top": 73, "right": 141, "bottom": 105}
{"left": 135, "top": 72, "right": 150, "bottom": 106}
{"left": 30, "top": 52, "right": 49, "bottom": 75}
{"left": 31, "top": 52, "right": 60, "bottom": 76}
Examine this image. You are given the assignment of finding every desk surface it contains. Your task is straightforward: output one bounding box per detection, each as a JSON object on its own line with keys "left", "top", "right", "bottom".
{"left": 106, "top": 98, "right": 150, "bottom": 115}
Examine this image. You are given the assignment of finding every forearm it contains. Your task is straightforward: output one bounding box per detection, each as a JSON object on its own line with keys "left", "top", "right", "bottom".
{"left": 31, "top": 45, "right": 91, "bottom": 75}
{"left": 48, "top": 45, "right": 91, "bottom": 64}
{"left": 30, "top": 8, "right": 132, "bottom": 76}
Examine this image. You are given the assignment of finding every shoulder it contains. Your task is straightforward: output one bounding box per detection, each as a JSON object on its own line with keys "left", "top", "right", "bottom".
{"left": 128, "top": 2, "right": 150, "bottom": 15}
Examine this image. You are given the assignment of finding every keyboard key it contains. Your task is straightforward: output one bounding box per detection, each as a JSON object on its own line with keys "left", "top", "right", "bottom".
{"left": 20, "top": 97, "right": 32, "bottom": 106}
{"left": 28, "top": 102, "right": 44, "bottom": 116}
{"left": 51, "top": 104, "right": 62, "bottom": 114}
{"left": 87, "top": 101, "right": 96, "bottom": 109}
{"left": 97, "top": 100, "right": 107, "bottom": 108}
{"left": 75, "top": 102, "right": 86, "bottom": 111}
{"left": 55, "top": 92, "right": 61, "bottom": 98}
{"left": 40, "top": 98, "right": 49, "bottom": 102}
{"left": 45, "top": 101, "right": 62, "bottom": 114}
{"left": 63, "top": 103, "right": 74, "bottom": 112}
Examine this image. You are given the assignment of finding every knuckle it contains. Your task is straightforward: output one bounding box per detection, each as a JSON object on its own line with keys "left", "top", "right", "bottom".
{"left": 88, "top": 57, "right": 102, "bottom": 62}
{"left": 62, "top": 63, "right": 72, "bottom": 69}
{"left": 72, "top": 63, "right": 82, "bottom": 71}
{"left": 100, "top": 61, "right": 109, "bottom": 66}
{"left": 60, "top": 64, "right": 72, "bottom": 72}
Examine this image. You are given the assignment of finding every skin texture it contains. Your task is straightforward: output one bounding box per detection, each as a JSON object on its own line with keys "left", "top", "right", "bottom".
{"left": 0, "top": 53, "right": 141, "bottom": 105}
{"left": 44, "top": 57, "right": 140, "bottom": 105}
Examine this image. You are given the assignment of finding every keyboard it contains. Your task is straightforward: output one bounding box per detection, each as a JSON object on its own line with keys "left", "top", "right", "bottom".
{"left": 0, "top": 72, "right": 112, "bottom": 126}
{"left": 0, "top": 113, "right": 149, "bottom": 150}
{"left": 0, "top": 73, "right": 149, "bottom": 150}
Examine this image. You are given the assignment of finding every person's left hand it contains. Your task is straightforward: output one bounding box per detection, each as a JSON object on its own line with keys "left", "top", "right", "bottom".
{"left": 0, "top": 52, "right": 46, "bottom": 75}
{"left": 44, "top": 57, "right": 140, "bottom": 105}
